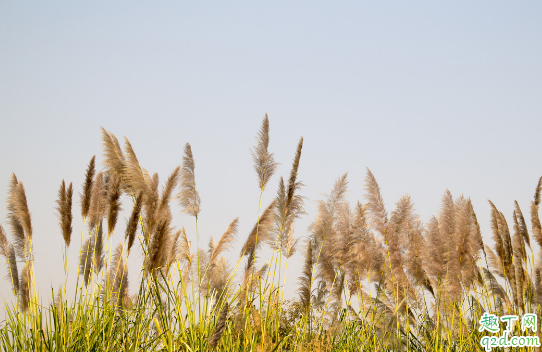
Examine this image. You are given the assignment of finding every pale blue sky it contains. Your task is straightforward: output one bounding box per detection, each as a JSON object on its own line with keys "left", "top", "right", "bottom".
{"left": 1, "top": 2, "right": 541, "bottom": 315}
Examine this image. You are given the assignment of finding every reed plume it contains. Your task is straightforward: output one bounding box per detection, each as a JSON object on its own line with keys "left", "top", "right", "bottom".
{"left": 107, "top": 174, "right": 122, "bottom": 236}
{"left": 94, "top": 221, "right": 104, "bottom": 274}
{"left": 165, "top": 230, "right": 181, "bottom": 274}
{"left": 272, "top": 170, "right": 305, "bottom": 255}
{"left": 101, "top": 127, "right": 125, "bottom": 180}
{"left": 531, "top": 201, "right": 542, "bottom": 249}
{"left": 80, "top": 238, "right": 93, "bottom": 286}
{"left": 297, "top": 239, "right": 313, "bottom": 312}
{"left": 79, "top": 221, "right": 104, "bottom": 285}
{"left": 178, "top": 143, "right": 201, "bottom": 218}
{"left": 285, "top": 137, "right": 304, "bottom": 212}
{"left": 0, "top": 225, "right": 19, "bottom": 295}
{"left": 88, "top": 172, "right": 106, "bottom": 230}
{"left": 251, "top": 114, "right": 277, "bottom": 191}
{"left": 123, "top": 137, "right": 149, "bottom": 196}
{"left": 106, "top": 243, "right": 128, "bottom": 310}
{"left": 488, "top": 200, "right": 506, "bottom": 265}
{"left": 453, "top": 197, "right": 481, "bottom": 290}
{"left": 347, "top": 202, "right": 382, "bottom": 293}
{"left": 178, "top": 227, "right": 192, "bottom": 265}
{"left": 144, "top": 173, "right": 160, "bottom": 239}
{"left": 364, "top": 169, "right": 387, "bottom": 236}
{"left": 535, "top": 176, "right": 542, "bottom": 206}
{"left": 208, "top": 256, "right": 231, "bottom": 305}
{"left": 514, "top": 201, "right": 530, "bottom": 249}
{"left": 425, "top": 216, "right": 446, "bottom": 284}
{"left": 209, "top": 218, "right": 238, "bottom": 268}
{"left": 406, "top": 218, "right": 432, "bottom": 295}
{"left": 209, "top": 302, "right": 229, "bottom": 349}
{"left": 19, "top": 264, "right": 30, "bottom": 312}
{"left": 56, "top": 180, "right": 73, "bottom": 247}
{"left": 241, "top": 200, "right": 276, "bottom": 263}
{"left": 80, "top": 156, "right": 96, "bottom": 219}
{"left": 283, "top": 222, "right": 300, "bottom": 259}
{"left": 7, "top": 175, "right": 25, "bottom": 257}
{"left": 159, "top": 166, "right": 180, "bottom": 216}
{"left": 7, "top": 174, "right": 33, "bottom": 262}
{"left": 512, "top": 211, "right": 525, "bottom": 309}
{"left": 125, "top": 192, "right": 143, "bottom": 253}
{"left": 145, "top": 219, "right": 169, "bottom": 274}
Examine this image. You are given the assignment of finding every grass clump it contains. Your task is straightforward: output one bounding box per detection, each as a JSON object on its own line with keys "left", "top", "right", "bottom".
{"left": 1, "top": 116, "right": 541, "bottom": 351}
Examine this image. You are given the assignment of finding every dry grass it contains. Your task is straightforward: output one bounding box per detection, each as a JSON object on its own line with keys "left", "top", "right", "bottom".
{"left": 0, "top": 116, "right": 541, "bottom": 351}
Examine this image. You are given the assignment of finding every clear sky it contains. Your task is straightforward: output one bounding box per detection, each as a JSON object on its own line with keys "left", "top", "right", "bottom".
{"left": 1, "top": 2, "right": 541, "bottom": 319}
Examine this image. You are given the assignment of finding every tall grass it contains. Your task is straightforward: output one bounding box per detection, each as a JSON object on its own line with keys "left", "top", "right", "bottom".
{"left": 0, "top": 117, "right": 541, "bottom": 351}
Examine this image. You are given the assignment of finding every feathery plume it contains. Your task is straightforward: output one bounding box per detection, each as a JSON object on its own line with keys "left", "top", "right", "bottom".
{"left": 513, "top": 210, "right": 527, "bottom": 263}
{"left": 251, "top": 114, "right": 277, "bottom": 191}
{"left": 178, "top": 227, "right": 192, "bottom": 265}
{"left": 488, "top": 200, "right": 505, "bottom": 263}
{"left": 80, "top": 238, "right": 93, "bottom": 286}
{"left": 19, "top": 264, "right": 30, "bottom": 312}
{"left": 146, "top": 220, "right": 169, "bottom": 274}
{"left": 14, "top": 181, "right": 32, "bottom": 243}
{"left": 241, "top": 200, "right": 276, "bottom": 260}
{"left": 125, "top": 192, "right": 143, "bottom": 253}
{"left": 94, "top": 221, "right": 104, "bottom": 274}
{"left": 283, "top": 222, "right": 300, "bottom": 259}
{"left": 107, "top": 243, "right": 129, "bottom": 310}
{"left": 209, "top": 256, "right": 231, "bottom": 305}
{"left": 0, "top": 225, "right": 19, "bottom": 295}
{"left": 80, "top": 156, "right": 96, "bottom": 219}
{"left": 88, "top": 172, "right": 106, "bottom": 230}
{"left": 7, "top": 174, "right": 33, "bottom": 261}
{"left": 0, "top": 224, "right": 8, "bottom": 258}
{"left": 123, "top": 137, "right": 148, "bottom": 196}
{"left": 56, "top": 180, "right": 73, "bottom": 247}
{"left": 159, "top": 166, "right": 181, "bottom": 216}
{"left": 178, "top": 143, "right": 201, "bottom": 217}
{"left": 425, "top": 216, "right": 446, "bottom": 282}
{"left": 143, "top": 173, "right": 160, "bottom": 239}
{"left": 101, "top": 128, "right": 125, "bottom": 180}
{"left": 535, "top": 176, "right": 542, "bottom": 206}
{"left": 286, "top": 137, "right": 303, "bottom": 211}
{"left": 514, "top": 201, "right": 530, "bottom": 249}
{"left": 364, "top": 169, "right": 387, "bottom": 236}
{"left": 107, "top": 174, "right": 122, "bottom": 236}
{"left": 531, "top": 201, "right": 542, "bottom": 249}
{"left": 166, "top": 230, "right": 181, "bottom": 273}
{"left": 297, "top": 239, "right": 314, "bottom": 312}
{"left": 209, "top": 302, "right": 229, "bottom": 349}
{"left": 271, "top": 139, "right": 306, "bottom": 255}
{"left": 209, "top": 218, "right": 238, "bottom": 267}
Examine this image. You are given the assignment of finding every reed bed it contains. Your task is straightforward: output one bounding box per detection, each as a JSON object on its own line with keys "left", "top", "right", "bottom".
{"left": 0, "top": 116, "right": 541, "bottom": 351}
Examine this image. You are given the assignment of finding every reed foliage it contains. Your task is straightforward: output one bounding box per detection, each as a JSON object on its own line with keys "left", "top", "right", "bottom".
{"left": 1, "top": 117, "right": 541, "bottom": 351}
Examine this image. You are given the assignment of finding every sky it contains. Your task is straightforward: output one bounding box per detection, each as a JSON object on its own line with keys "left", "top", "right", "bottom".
{"left": 1, "top": 1, "right": 541, "bottom": 321}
